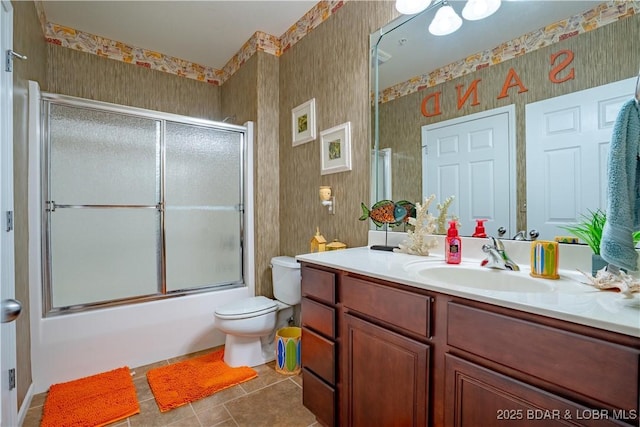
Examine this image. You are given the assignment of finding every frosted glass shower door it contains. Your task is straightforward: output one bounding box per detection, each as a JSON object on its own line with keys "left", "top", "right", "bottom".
{"left": 164, "top": 122, "right": 243, "bottom": 292}
{"left": 47, "top": 104, "right": 160, "bottom": 308}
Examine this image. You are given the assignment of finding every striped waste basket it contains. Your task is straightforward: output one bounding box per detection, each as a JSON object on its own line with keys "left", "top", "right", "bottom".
{"left": 275, "top": 326, "right": 301, "bottom": 375}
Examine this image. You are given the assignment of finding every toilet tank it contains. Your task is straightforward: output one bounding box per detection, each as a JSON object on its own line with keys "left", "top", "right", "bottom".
{"left": 271, "top": 256, "right": 301, "bottom": 305}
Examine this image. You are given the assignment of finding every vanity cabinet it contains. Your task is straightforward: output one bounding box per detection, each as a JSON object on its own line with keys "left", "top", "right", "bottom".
{"left": 299, "top": 262, "right": 640, "bottom": 427}
{"left": 341, "top": 275, "right": 432, "bottom": 426}
{"left": 300, "top": 265, "right": 338, "bottom": 427}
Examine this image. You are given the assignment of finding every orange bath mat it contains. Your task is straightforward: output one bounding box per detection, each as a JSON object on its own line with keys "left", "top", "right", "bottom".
{"left": 146, "top": 349, "right": 258, "bottom": 412}
{"left": 41, "top": 366, "right": 140, "bottom": 427}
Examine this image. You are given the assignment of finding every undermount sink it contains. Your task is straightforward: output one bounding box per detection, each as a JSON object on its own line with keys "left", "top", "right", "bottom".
{"left": 404, "top": 260, "right": 555, "bottom": 293}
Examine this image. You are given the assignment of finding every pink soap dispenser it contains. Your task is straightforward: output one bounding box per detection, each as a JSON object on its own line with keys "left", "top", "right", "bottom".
{"left": 445, "top": 220, "right": 462, "bottom": 264}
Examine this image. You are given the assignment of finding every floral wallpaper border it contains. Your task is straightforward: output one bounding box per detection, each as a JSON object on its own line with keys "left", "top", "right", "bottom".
{"left": 379, "top": 0, "right": 639, "bottom": 103}
{"left": 34, "top": 0, "right": 344, "bottom": 86}
{"left": 33, "top": 0, "right": 635, "bottom": 97}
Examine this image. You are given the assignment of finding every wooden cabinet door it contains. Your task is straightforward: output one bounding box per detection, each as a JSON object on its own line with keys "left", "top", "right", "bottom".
{"left": 342, "top": 313, "right": 430, "bottom": 427}
{"left": 444, "top": 354, "right": 626, "bottom": 427}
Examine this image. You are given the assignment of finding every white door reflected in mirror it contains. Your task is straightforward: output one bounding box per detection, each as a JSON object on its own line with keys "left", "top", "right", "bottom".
{"left": 525, "top": 77, "right": 636, "bottom": 239}
{"left": 422, "top": 105, "right": 516, "bottom": 237}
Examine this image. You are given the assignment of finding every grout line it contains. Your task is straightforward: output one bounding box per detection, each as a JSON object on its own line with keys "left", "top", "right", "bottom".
{"left": 288, "top": 377, "right": 303, "bottom": 389}
{"left": 241, "top": 377, "right": 290, "bottom": 396}
{"left": 203, "top": 374, "right": 290, "bottom": 411}
{"left": 222, "top": 405, "right": 238, "bottom": 427}
{"left": 191, "top": 408, "right": 203, "bottom": 427}
{"left": 220, "top": 404, "right": 240, "bottom": 427}
{"left": 187, "top": 402, "right": 199, "bottom": 426}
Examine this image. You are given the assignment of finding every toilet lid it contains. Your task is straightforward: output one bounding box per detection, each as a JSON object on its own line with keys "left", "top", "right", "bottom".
{"left": 271, "top": 256, "right": 300, "bottom": 269}
{"left": 215, "top": 296, "right": 278, "bottom": 319}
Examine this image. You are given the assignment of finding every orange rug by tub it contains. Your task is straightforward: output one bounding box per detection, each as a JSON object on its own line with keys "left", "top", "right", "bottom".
{"left": 146, "top": 349, "right": 258, "bottom": 412}
{"left": 40, "top": 366, "right": 140, "bottom": 427}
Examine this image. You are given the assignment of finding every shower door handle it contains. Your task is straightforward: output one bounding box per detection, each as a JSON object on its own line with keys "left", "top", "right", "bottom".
{"left": 1, "top": 298, "right": 22, "bottom": 323}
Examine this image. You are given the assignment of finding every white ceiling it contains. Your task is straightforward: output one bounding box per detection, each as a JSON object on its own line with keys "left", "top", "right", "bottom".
{"left": 40, "top": 1, "right": 319, "bottom": 70}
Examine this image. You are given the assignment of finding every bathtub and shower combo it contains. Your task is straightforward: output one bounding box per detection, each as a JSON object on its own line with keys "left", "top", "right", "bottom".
{"left": 27, "top": 81, "right": 256, "bottom": 393}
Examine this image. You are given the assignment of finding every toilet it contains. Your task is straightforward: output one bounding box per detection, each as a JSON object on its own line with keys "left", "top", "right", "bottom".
{"left": 214, "top": 256, "right": 301, "bottom": 367}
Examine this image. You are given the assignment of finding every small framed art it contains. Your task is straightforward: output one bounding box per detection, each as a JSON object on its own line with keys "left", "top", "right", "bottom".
{"left": 291, "top": 98, "right": 316, "bottom": 146}
{"left": 320, "top": 122, "right": 352, "bottom": 175}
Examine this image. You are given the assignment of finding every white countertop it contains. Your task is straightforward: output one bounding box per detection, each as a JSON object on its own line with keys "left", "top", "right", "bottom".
{"left": 296, "top": 246, "right": 640, "bottom": 338}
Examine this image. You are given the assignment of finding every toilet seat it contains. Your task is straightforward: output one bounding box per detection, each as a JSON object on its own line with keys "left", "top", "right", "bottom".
{"left": 215, "top": 296, "right": 278, "bottom": 320}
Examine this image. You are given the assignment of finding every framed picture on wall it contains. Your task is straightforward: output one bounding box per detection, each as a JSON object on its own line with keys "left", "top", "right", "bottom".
{"left": 291, "top": 98, "right": 316, "bottom": 146}
{"left": 320, "top": 122, "right": 352, "bottom": 175}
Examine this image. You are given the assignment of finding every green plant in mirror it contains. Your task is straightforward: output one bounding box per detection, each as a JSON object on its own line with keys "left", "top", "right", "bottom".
{"left": 559, "top": 210, "right": 640, "bottom": 255}
{"left": 560, "top": 209, "right": 606, "bottom": 254}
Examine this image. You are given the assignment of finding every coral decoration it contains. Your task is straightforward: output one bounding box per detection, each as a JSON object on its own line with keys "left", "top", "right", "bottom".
{"left": 395, "top": 194, "right": 459, "bottom": 256}
{"left": 395, "top": 195, "right": 439, "bottom": 256}
{"left": 436, "top": 195, "right": 457, "bottom": 235}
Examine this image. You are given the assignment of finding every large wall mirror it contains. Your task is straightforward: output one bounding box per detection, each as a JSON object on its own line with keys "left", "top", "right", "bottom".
{"left": 371, "top": 0, "right": 639, "bottom": 239}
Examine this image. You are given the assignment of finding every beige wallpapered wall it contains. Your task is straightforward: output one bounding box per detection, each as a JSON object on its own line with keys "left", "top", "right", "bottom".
{"left": 253, "top": 53, "right": 281, "bottom": 297}
{"left": 13, "top": 0, "right": 48, "bottom": 410}
{"left": 220, "top": 52, "right": 282, "bottom": 297}
{"left": 379, "top": 13, "right": 640, "bottom": 232}
{"left": 278, "top": 1, "right": 397, "bottom": 257}
{"left": 46, "top": 45, "right": 223, "bottom": 120}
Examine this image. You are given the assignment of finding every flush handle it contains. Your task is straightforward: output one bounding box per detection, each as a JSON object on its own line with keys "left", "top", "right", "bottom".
{"left": 6, "top": 50, "right": 27, "bottom": 72}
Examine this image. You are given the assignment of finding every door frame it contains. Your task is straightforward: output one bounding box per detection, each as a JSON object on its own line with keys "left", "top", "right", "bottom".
{"left": 1, "top": 0, "right": 18, "bottom": 424}
{"left": 371, "top": 147, "right": 392, "bottom": 203}
{"left": 421, "top": 105, "right": 517, "bottom": 237}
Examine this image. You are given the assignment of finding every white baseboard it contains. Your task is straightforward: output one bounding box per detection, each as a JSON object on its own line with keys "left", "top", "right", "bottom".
{"left": 18, "top": 383, "right": 35, "bottom": 426}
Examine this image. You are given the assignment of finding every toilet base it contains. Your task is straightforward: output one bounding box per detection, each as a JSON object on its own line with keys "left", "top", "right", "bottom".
{"left": 219, "top": 305, "right": 294, "bottom": 368}
{"left": 223, "top": 334, "right": 274, "bottom": 367}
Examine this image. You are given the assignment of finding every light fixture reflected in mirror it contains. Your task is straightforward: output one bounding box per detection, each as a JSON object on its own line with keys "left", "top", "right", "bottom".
{"left": 462, "top": 0, "right": 501, "bottom": 21}
{"left": 395, "top": 0, "right": 432, "bottom": 15}
{"left": 394, "top": 0, "right": 501, "bottom": 36}
{"left": 429, "top": 1, "right": 463, "bottom": 36}
{"left": 319, "top": 186, "right": 335, "bottom": 215}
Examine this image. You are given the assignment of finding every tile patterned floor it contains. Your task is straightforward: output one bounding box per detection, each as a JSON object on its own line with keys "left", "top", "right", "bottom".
{"left": 23, "top": 346, "right": 318, "bottom": 427}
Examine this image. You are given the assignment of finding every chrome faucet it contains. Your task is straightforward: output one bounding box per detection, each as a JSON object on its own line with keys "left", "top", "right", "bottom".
{"left": 513, "top": 229, "right": 540, "bottom": 240}
{"left": 498, "top": 228, "right": 540, "bottom": 241}
{"left": 512, "top": 230, "right": 527, "bottom": 240}
{"left": 481, "top": 236, "right": 520, "bottom": 271}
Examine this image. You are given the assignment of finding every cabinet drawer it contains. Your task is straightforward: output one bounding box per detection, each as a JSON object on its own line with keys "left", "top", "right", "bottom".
{"left": 342, "top": 276, "right": 431, "bottom": 338}
{"left": 447, "top": 302, "right": 640, "bottom": 412}
{"left": 303, "top": 368, "right": 335, "bottom": 427}
{"left": 302, "top": 297, "right": 335, "bottom": 339}
{"left": 302, "top": 266, "right": 336, "bottom": 304}
{"left": 302, "top": 326, "right": 336, "bottom": 384}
